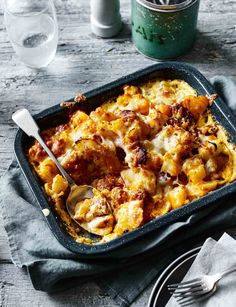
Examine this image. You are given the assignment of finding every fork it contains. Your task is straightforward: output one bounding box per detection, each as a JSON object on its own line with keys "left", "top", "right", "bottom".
{"left": 168, "top": 266, "right": 236, "bottom": 306}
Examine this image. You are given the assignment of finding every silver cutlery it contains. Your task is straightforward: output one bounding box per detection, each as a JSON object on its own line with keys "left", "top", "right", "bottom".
{"left": 168, "top": 266, "right": 236, "bottom": 306}
{"left": 12, "top": 108, "right": 112, "bottom": 236}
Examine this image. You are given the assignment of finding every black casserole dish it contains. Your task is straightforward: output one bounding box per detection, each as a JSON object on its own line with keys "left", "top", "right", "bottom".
{"left": 14, "top": 62, "right": 236, "bottom": 257}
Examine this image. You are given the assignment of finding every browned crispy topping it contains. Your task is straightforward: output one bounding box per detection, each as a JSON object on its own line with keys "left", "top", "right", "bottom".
{"left": 74, "top": 94, "right": 87, "bottom": 103}
{"left": 27, "top": 78, "right": 236, "bottom": 244}
{"left": 93, "top": 175, "right": 124, "bottom": 191}
{"left": 198, "top": 125, "right": 219, "bottom": 136}
{"left": 119, "top": 110, "right": 137, "bottom": 122}
{"left": 133, "top": 147, "right": 147, "bottom": 167}
{"left": 130, "top": 189, "right": 147, "bottom": 201}
{"left": 60, "top": 94, "right": 87, "bottom": 108}
{"left": 157, "top": 172, "right": 172, "bottom": 186}
{"left": 167, "top": 104, "right": 194, "bottom": 129}
{"left": 207, "top": 94, "right": 218, "bottom": 105}
{"left": 60, "top": 101, "right": 76, "bottom": 108}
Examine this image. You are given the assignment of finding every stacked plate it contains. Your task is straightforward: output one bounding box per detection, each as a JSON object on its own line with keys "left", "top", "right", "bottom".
{"left": 148, "top": 247, "right": 201, "bottom": 307}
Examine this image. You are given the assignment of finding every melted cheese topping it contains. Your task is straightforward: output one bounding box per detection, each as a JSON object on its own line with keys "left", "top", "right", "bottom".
{"left": 28, "top": 79, "right": 236, "bottom": 243}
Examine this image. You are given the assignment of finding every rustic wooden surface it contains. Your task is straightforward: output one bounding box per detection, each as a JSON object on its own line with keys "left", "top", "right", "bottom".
{"left": 0, "top": 0, "right": 236, "bottom": 306}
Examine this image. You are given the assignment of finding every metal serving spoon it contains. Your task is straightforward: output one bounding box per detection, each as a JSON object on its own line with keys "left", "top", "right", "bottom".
{"left": 12, "top": 108, "right": 112, "bottom": 235}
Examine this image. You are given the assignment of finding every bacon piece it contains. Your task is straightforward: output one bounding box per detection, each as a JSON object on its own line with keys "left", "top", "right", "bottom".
{"left": 133, "top": 147, "right": 147, "bottom": 167}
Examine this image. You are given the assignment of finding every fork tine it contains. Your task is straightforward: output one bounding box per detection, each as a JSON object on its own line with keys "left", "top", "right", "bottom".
{"left": 174, "top": 289, "right": 206, "bottom": 300}
{"left": 176, "top": 291, "right": 203, "bottom": 304}
{"left": 168, "top": 281, "right": 202, "bottom": 291}
{"left": 173, "top": 284, "right": 206, "bottom": 296}
{"left": 179, "top": 293, "right": 213, "bottom": 306}
{"left": 175, "top": 292, "right": 201, "bottom": 301}
{"left": 176, "top": 290, "right": 204, "bottom": 304}
{"left": 178, "top": 287, "right": 215, "bottom": 306}
{"left": 179, "top": 295, "right": 204, "bottom": 306}
{"left": 175, "top": 285, "right": 208, "bottom": 304}
{"left": 171, "top": 283, "right": 203, "bottom": 293}
{"left": 168, "top": 278, "right": 201, "bottom": 289}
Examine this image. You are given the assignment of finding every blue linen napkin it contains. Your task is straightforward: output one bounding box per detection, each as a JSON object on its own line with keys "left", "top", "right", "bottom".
{"left": 0, "top": 76, "right": 236, "bottom": 307}
{"left": 166, "top": 233, "right": 236, "bottom": 307}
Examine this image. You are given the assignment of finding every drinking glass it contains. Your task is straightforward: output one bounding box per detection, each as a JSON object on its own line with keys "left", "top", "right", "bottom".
{"left": 4, "top": 0, "right": 58, "bottom": 68}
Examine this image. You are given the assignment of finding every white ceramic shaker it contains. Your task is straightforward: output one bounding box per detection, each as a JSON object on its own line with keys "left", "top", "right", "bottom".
{"left": 90, "top": 0, "right": 122, "bottom": 38}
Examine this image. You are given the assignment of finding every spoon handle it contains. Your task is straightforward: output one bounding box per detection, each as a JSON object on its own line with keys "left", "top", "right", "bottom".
{"left": 12, "top": 108, "right": 75, "bottom": 187}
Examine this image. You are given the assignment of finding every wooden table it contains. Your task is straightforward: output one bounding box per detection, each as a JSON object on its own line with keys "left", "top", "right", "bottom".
{"left": 0, "top": 0, "right": 236, "bottom": 306}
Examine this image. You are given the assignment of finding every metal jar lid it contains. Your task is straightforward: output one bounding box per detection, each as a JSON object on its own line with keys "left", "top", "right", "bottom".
{"left": 136, "top": 0, "right": 198, "bottom": 12}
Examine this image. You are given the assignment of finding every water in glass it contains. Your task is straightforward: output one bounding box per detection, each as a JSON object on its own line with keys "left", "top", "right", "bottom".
{"left": 4, "top": 0, "right": 58, "bottom": 68}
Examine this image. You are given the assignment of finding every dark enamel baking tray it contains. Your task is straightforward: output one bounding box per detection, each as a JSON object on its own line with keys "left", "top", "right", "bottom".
{"left": 13, "top": 62, "right": 236, "bottom": 257}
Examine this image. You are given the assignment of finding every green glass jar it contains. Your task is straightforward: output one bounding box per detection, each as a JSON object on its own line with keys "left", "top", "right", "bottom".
{"left": 131, "top": 0, "right": 200, "bottom": 60}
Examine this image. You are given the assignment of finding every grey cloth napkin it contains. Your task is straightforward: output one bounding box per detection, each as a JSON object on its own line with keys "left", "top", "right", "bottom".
{"left": 166, "top": 233, "right": 236, "bottom": 307}
{"left": 1, "top": 76, "right": 236, "bottom": 307}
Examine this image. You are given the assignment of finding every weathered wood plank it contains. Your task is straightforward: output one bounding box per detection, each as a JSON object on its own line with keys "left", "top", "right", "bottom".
{"left": 0, "top": 216, "right": 152, "bottom": 306}
{"left": 0, "top": 218, "right": 11, "bottom": 260}
{"left": 0, "top": 264, "right": 118, "bottom": 307}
